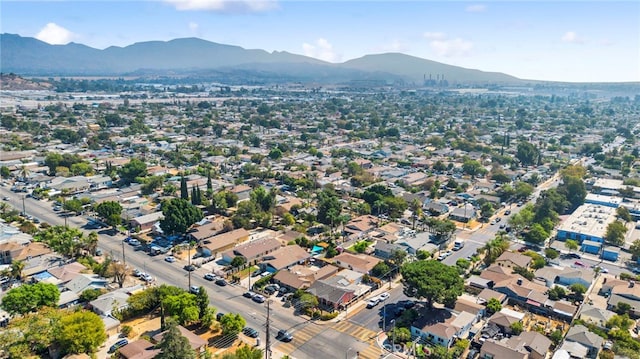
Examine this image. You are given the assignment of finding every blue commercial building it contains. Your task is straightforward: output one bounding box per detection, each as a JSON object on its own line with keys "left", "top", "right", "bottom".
{"left": 581, "top": 240, "right": 602, "bottom": 255}
{"left": 602, "top": 247, "right": 620, "bottom": 262}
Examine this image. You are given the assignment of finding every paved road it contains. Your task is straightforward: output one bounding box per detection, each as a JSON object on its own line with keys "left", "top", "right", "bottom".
{"left": 1, "top": 187, "right": 383, "bottom": 359}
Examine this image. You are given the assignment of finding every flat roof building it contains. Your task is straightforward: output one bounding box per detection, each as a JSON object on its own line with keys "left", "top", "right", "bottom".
{"left": 557, "top": 204, "right": 617, "bottom": 244}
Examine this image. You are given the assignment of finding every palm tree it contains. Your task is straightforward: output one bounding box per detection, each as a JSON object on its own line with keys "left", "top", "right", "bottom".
{"left": 482, "top": 235, "right": 510, "bottom": 265}
{"left": 10, "top": 260, "right": 25, "bottom": 281}
{"left": 19, "top": 165, "right": 30, "bottom": 182}
{"left": 409, "top": 198, "right": 423, "bottom": 230}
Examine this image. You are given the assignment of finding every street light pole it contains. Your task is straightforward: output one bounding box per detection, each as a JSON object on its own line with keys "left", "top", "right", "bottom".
{"left": 346, "top": 347, "right": 354, "bottom": 359}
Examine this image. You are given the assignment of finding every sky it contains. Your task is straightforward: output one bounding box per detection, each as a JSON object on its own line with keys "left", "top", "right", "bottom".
{"left": 2, "top": 0, "right": 639, "bottom": 83}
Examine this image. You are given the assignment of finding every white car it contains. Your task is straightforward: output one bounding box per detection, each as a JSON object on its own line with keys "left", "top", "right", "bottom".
{"left": 164, "top": 255, "right": 176, "bottom": 263}
{"left": 366, "top": 297, "right": 380, "bottom": 308}
{"left": 378, "top": 292, "right": 390, "bottom": 301}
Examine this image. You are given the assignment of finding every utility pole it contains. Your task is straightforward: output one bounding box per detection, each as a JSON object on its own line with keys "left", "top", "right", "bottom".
{"left": 121, "top": 239, "right": 126, "bottom": 267}
{"left": 188, "top": 243, "right": 192, "bottom": 288}
{"left": 265, "top": 300, "right": 272, "bottom": 359}
{"left": 21, "top": 195, "right": 26, "bottom": 217}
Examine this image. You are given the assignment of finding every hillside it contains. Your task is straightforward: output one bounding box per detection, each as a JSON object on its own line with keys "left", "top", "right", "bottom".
{"left": 0, "top": 34, "right": 521, "bottom": 84}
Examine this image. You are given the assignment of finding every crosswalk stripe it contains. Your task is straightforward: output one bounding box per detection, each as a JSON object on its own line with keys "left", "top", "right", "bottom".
{"left": 358, "top": 345, "right": 383, "bottom": 359}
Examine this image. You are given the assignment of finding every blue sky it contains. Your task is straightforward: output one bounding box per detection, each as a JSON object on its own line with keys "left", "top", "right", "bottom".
{"left": 2, "top": 0, "right": 639, "bottom": 82}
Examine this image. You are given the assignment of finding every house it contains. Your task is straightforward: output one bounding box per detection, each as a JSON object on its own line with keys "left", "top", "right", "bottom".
{"left": 534, "top": 266, "right": 594, "bottom": 288}
{"left": 343, "top": 215, "right": 379, "bottom": 239}
{"left": 553, "top": 300, "right": 578, "bottom": 320}
{"left": 57, "top": 290, "right": 80, "bottom": 309}
{"left": 477, "top": 288, "right": 508, "bottom": 305}
{"left": 260, "top": 245, "right": 310, "bottom": 273}
{"left": 221, "top": 237, "right": 282, "bottom": 264}
{"left": 230, "top": 185, "right": 252, "bottom": 202}
{"left": 480, "top": 331, "right": 551, "bottom": 359}
{"left": 411, "top": 309, "right": 475, "bottom": 348}
{"left": 579, "top": 304, "right": 615, "bottom": 329}
{"left": 89, "top": 286, "right": 143, "bottom": 317}
{"left": 487, "top": 308, "right": 525, "bottom": 334}
{"left": 564, "top": 325, "right": 604, "bottom": 358}
{"left": 152, "top": 325, "right": 207, "bottom": 359}
{"left": 608, "top": 282, "right": 640, "bottom": 316}
{"left": 273, "top": 264, "right": 338, "bottom": 291}
{"left": 480, "top": 339, "right": 528, "bottom": 359}
{"left": 448, "top": 204, "right": 476, "bottom": 223}
{"left": 332, "top": 252, "right": 381, "bottom": 274}
{"left": 48, "top": 261, "right": 89, "bottom": 284}
{"left": 495, "top": 251, "right": 532, "bottom": 269}
{"left": 425, "top": 201, "right": 449, "bottom": 215}
{"left": 0, "top": 241, "right": 51, "bottom": 265}
{"left": 64, "top": 273, "right": 108, "bottom": 294}
{"left": 130, "top": 211, "right": 164, "bottom": 233}
{"left": 374, "top": 241, "right": 406, "bottom": 260}
{"left": 198, "top": 228, "right": 250, "bottom": 257}
{"left": 397, "top": 232, "right": 438, "bottom": 254}
{"left": 555, "top": 341, "right": 590, "bottom": 359}
{"left": 307, "top": 271, "right": 363, "bottom": 310}
{"left": 48, "top": 176, "right": 90, "bottom": 193}
{"left": 454, "top": 298, "right": 486, "bottom": 320}
{"left": 118, "top": 339, "right": 161, "bottom": 359}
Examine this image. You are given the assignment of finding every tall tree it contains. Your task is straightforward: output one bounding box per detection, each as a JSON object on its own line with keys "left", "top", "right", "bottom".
{"left": 56, "top": 310, "right": 107, "bottom": 356}
{"left": 118, "top": 158, "right": 147, "bottom": 185}
{"left": 95, "top": 201, "right": 123, "bottom": 228}
{"left": 1, "top": 282, "right": 60, "bottom": 315}
{"left": 516, "top": 141, "right": 539, "bottom": 166}
{"left": 400, "top": 260, "right": 463, "bottom": 308}
{"left": 160, "top": 198, "right": 203, "bottom": 235}
{"left": 605, "top": 220, "right": 628, "bottom": 246}
{"left": 220, "top": 313, "right": 246, "bottom": 336}
{"left": 156, "top": 319, "right": 196, "bottom": 359}
{"left": 180, "top": 175, "right": 188, "bottom": 200}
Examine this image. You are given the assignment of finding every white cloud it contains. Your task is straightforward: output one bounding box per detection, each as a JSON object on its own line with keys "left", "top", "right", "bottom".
{"left": 166, "top": 0, "right": 277, "bottom": 13}
{"left": 423, "top": 32, "right": 446, "bottom": 40}
{"left": 189, "top": 22, "right": 199, "bottom": 33}
{"left": 561, "top": 31, "right": 585, "bottom": 44}
{"left": 302, "top": 38, "right": 341, "bottom": 63}
{"left": 35, "top": 23, "right": 76, "bottom": 45}
{"left": 465, "top": 4, "right": 486, "bottom": 13}
{"left": 423, "top": 32, "right": 473, "bottom": 57}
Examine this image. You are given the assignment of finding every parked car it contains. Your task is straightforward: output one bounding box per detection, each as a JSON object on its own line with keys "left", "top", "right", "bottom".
{"left": 129, "top": 239, "right": 141, "bottom": 246}
{"left": 140, "top": 273, "right": 153, "bottom": 282}
{"left": 574, "top": 261, "right": 586, "bottom": 268}
{"left": 397, "top": 300, "right": 415, "bottom": 309}
{"left": 215, "top": 279, "right": 227, "bottom": 286}
{"left": 243, "top": 327, "right": 259, "bottom": 338}
{"left": 216, "top": 312, "right": 225, "bottom": 321}
{"left": 276, "top": 329, "right": 293, "bottom": 342}
{"left": 109, "top": 338, "right": 129, "bottom": 353}
{"left": 504, "top": 210, "right": 511, "bottom": 215}
{"left": 132, "top": 269, "right": 142, "bottom": 277}
{"left": 252, "top": 294, "right": 266, "bottom": 303}
{"left": 378, "top": 292, "right": 390, "bottom": 301}
{"left": 183, "top": 264, "right": 196, "bottom": 272}
{"left": 164, "top": 255, "right": 176, "bottom": 263}
{"left": 204, "top": 273, "right": 216, "bottom": 281}
{"left": 243, "top": 291, "right": 255, "bottom": 298}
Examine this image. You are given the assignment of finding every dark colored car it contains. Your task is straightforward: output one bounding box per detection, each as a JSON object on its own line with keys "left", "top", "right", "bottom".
{"left": 243, "top": 291, "right": 255, "bottom": 298}
{"left": 216, "top": 312, "right": 225, "bottom": 321}
{"left": 276, "top": 329, "right": 293, "bottom": 342}
{"left": 108, "top": 338, "right": 129, "bottom": 353}
{"left": 215, "top": 278, "right": 227, "bottom": 286}
{"left": 183, "top": 264, "right": 196, "bottom": 272}
{"left": 243, "top": 327, "right": 259, "bottom": 338}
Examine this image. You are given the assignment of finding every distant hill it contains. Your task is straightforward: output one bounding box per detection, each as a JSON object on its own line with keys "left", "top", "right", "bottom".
{"left": 0, "top": 33, "right": 521, "bottom": 84}
{"left": 0, "top": 73, "right": 52, "bottom": 91}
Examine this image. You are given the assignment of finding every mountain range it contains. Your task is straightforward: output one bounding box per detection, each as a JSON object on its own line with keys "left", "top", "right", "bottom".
{"left": 1, "top": 33, "right": 521, "bottom": 85}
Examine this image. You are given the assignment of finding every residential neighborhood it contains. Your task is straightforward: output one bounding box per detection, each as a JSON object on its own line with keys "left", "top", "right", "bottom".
{"left": 1, "top": 79, "right": 640, "bottom": 359}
